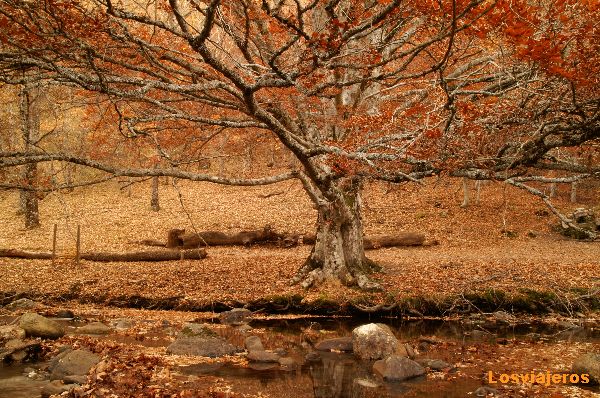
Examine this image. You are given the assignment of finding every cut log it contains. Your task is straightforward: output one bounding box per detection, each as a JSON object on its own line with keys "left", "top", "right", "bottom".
{"left": 364, "top": 233, "right": 425, "bottom": 249}
{"left": 166, "top": 226, "right": 281, "bottom": 248}
{"left": 0, "top": 249, "right": 207, "bottom": 262}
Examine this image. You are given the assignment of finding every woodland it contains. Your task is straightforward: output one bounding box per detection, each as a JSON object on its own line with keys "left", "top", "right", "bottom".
{"left": 0, "top": 0, "right": 599, "bottom": 397}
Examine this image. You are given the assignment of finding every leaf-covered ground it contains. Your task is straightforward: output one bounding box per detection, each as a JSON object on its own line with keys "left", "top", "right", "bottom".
{"left": 0, "top": 178, "right": 598, "bottom": 311}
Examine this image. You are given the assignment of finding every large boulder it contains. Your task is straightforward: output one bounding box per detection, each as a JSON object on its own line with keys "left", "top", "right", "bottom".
{"left": 572, "top": 352, "right": 600, "bottom": 384}
{"left": 218, "top": 308, "right": 252, "bottom": 326}
{"left": 19, "top": 313, "right": 65, "bottom": 339}
{"left": 49, "top": 349, "right": 100, "bottom": 381}
{"left": 372, "top": 355, "right": 426, "bottom": 381}
{"left": 352, "top": 323, "right": 400, "bottom": 360}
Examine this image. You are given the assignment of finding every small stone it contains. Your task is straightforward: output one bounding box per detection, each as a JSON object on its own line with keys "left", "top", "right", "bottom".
{"left": 278, "top": 357, "right": 297, "bottom": 370}
{"left": 473, "top": 386, "right": 500, "bottom": 397}
{"left": 41, "top": 380, "right": 78, "bottom": 398}
{"left": 180, "top": 323, "right": 216, "bottom": 337}
{"left": 244, "top": 336, "right": 264, "bottom": 352}
{"left": 248, "top": 363, "right": 278, "bottom": 371}
{"left": 492, "top": 311, "right": 516, "bottom": 323}
{"left": 1, "top": 339, "right": 42, "bottom": 363}
{"left": 63, "top": 374, "right": 87, "bottom": 384}
{"left": 5, "top": 298, "right": 38, "bottom": 311}
{"left": 415, "top": 358, "right": 454, "bottom": 371}
{"left": 0, "top": 325, "right": 26, "bottom": 341}
{"left": 167, "top": 335, "right": 239, "bottom": 358}
{"left": 305, "top": 351, "right": 321, "bottom": 362}
{"left": 112, "top": 318, "right": 134, "bottom": 330}
{"left": 372, "top": 355, "right": 425, "bottom": 381}
{"left": 218, "top": 308, "right": 252, "bottom": 326}
{"left": 247, "top": 350, "right": 280, "bottom": 363}
{"left": 274, "top": 348, "right": 287, "bottom": 357}
{"left": 417, "top": 341, "right": 429, "bottom": 352}
{"left": 397, "top": 343, "right": 416, "bottom": 359}
{"left": 55, "top": 309, "right": 75, "bottom": 319}
{"left": 315, "top": 337, "right": 353, "bottom": 352}
{"left": 237, "top": 324, "right": 253, "bottom": 333}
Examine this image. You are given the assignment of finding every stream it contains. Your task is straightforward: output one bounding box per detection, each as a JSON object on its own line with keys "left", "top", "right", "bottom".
{"left": 1, "top": 313, "right": 599, "bottom": 398}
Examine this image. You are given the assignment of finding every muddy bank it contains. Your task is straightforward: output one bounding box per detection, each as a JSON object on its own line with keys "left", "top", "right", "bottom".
{"left": 1, "top": 288, "right": 598, "bottom": 318}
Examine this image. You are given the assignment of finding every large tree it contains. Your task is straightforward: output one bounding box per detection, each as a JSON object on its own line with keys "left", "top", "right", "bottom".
{"left": 0, "top": 0, "right": 598, "bottom": 289}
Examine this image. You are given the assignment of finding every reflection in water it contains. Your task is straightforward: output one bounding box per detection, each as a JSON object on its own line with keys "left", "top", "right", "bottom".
{"left": 1, "top": 314, "right": 598, "bottom": 398}
{"left": 180, "top": 349, "right": 482, "bottom": 398}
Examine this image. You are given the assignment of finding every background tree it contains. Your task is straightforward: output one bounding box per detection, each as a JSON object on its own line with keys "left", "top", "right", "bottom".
{"left": 18, "top": 80, "right": 41, "bottom": 228}
{"left": 0, "top": 0, "right": 598, "bottom": 289}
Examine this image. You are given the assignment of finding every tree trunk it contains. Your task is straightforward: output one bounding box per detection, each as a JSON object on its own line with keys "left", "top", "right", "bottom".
{"left": 460, "top": 177, "right": 470, "bottom": 208}
{"left": 19, "top": 83, "right": 40, "bottom": 229}
{"left": 150, "top": 175, "right": 160, "bottom": 211}
{"left": 21, "top": 163, "right": 40, "bottom": 229}
{"left": 292, "top": 180, "right": 381, "bottom": 290}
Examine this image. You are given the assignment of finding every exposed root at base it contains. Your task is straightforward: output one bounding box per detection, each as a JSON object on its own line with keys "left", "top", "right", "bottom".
{"left": 355, "top": 274, "right": 383, "bottom": 291}
{"left": 291, "top": 267, "right": 382, "bottom": 291}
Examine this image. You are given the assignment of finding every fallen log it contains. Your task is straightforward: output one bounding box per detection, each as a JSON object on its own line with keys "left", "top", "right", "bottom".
{"left": 167, "top": 226, "right": 280, "bottom": 248}
{"left": 81, "top": 249, "right": 207, "bottom": 262}
{"left": 0, "top": 249, "right": 53, "bottom": 259}
{"left": 137, "top": 239, "right": 166, "bottom": 247}
{"left": 0, "top": 248, "right": 207, "bottom": 262}
{"left": 364, "top": 233, "right": 426, "bottom": 249}
{"left": 163, "top": 227, "right": 430, "bottom": 250}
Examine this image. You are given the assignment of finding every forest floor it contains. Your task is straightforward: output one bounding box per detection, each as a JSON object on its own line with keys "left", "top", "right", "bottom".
{"left": 0, "top": 176, "right": 598, "bottom": 315}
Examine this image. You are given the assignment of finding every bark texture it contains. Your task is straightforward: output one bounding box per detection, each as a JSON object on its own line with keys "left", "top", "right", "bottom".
{"left": 150, "top": 175, "right": 160, "bottom": 211}
{"left": 19, "top": 83, "right": 40, "bottom": 229}
{"left": 292, "top": 181, "right": 381, "bottom": 291}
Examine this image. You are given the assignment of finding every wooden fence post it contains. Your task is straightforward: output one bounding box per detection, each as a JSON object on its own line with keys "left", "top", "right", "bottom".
{"left": 52, "top": 224, "right": 57, "bottom": 263}
{"left": 75, "top": 224, "right": 81, "bottom": 267}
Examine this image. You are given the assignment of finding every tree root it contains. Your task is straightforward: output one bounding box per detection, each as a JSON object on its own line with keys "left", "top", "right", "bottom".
{"left": 355, "top": 274, "right": 383, "bottom": 291}
{"left": 352, "top": 302, "right": 397, "bottom": 313}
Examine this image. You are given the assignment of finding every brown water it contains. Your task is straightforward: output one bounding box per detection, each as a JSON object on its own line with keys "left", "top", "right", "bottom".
{"left": 1, "top": 315, "right": 598, "bottom": 398}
